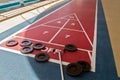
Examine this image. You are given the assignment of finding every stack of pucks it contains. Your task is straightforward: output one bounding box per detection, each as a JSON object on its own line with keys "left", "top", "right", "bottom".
{"left": 66, "top": 63, "right": 82, "bottom": 76}
{"left": 66, "top": 61, "right": 91, "bottom": 77}
{"left": 20, "top": 39, "right": 33, "bottom": 54}
{"left": 35, "top": 52, "right": 49, "bottom": 62}
{"left": 64, "top": 44, "right": 77, "bottom": 52}
{"left": 6, "top": 40, "right": 18, "bottom": 47}
{"left": 32, "top": 42, "right": 45, "bottom": 50}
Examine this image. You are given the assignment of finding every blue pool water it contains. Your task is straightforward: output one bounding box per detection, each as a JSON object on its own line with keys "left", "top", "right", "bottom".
{"left": 0, "top": 0, "right": 41, "bottom": 12}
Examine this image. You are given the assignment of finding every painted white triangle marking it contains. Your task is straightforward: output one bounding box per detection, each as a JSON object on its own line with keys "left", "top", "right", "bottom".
{"left": 57, "top": 21, "right": 62, "bottom": 24}
{"left": 43, "top": 31, "right": 49, "bottom": 34}
{"left": 71, "top": 23, "right": 75, "bottom": 26}
{"left": 65, "top": 34, "right": 71, "bottom": 38}
{"left": 42, "top": 13, "right": 77, "bottom": 26}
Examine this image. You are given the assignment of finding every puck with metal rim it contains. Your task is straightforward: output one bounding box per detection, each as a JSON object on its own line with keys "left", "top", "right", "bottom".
{"left": 64, "top": 44, "right": 77, "bottom": 52}
{"left": 20, "top": 39, "right": 32, "bottom": 47}
{"left": 35, "top": 53, "right": 49, "bottom": 62}
{"left": 6, "top": 40, "right": 18, "bottom": 47}
{"left": 77, "top": 61, "right": 91, "bottom": 72}
{"left": 66, "top": 63, "right": 82, "bottom": 76}
{"left": 20, "top": 46, "right": 33, "bottom": 54}
{"left": 33, "top": 43, "right": 45, "bottom": 50}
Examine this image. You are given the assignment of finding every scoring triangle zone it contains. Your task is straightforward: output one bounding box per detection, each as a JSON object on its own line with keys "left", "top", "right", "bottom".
{"left": 62, "top": 13, "right": 77, "bottom": 20}
{"left": 42, "top": 13, "right": 79, "bottom": 27}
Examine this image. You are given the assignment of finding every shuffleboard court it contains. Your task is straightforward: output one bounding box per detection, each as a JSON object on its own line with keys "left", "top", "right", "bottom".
{"left": 0, "top": 0, "right": 97, "bottom": 72}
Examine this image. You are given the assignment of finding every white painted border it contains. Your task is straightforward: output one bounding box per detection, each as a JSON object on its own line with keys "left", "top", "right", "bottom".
{"left": 14, "top": 36, "right": 92, "bottom": 52}
{"left": 91, "top": 0, "right": 98, "bottom": 72}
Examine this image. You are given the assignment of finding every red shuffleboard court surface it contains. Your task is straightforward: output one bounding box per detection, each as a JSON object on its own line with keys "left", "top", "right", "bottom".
{"left": 0, "top": 0, "right": 97, "bottom": 71}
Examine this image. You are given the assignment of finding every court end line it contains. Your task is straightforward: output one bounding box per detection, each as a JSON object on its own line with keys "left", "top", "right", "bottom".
{"left": 14, "top": 36, "right": 92, "bottom": 52}
{"left": 42, "top": 17, "right": 64, "bottom": 25}
{"left": 42, "top": 24, "right": 84, "bottom": 32}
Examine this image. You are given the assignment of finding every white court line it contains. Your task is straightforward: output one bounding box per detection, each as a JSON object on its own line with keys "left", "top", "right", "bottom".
{"left": 87, "top": 51, "right": 93, "bottom": 70}
{"left": 74, "top": 13, "right": 93, "bottom": 47}
{"left": 17, "top": 22, "right": 63, "bottom": 32}
{"left": 88, "top": 51, "right": 92, "bottom": 60}
{"left": 62, "top": 17, "right": 77, "bottom": 21}
{"left": 19, "top": 13, "right": 83, "bottom": 33}
{"left": 21, "top": 24, "right": 43, "bottom": 32}
{"left": 91, "top": 0, "right": 98, "bottom": 72}
{"left": 42, "top": 17, "right": 65, "bottom": 25}
{"left": 61, "top": 13, "right": 77, "bottom": 21}
{"left": 41, "top": 13, "right": 77, "bottom": 26}
{"left": 42, "top": 25, "right": 84, "bottom": 32}
{"left": 58, "top": 51, "right": 65, "bottom": 80}
{"left": 88, "top": 51, "right": 92, "bottom": 62}
{"left": 14, "top": 36, "right": 92, "bottom": 52}
{"left": 48, "top": 19, "right": 70, "bottom": 43}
